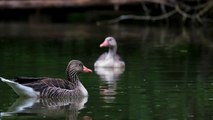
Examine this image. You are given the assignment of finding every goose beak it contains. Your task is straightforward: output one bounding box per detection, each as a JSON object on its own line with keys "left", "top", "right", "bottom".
{"left": 100, "top": 40, "right": 108, "bottom": 47}
{"left": 83, "top": 66, "right": 92, "bottom": 73}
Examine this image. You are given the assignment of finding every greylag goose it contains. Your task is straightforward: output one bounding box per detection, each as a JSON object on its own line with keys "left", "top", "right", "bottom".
{"left": 0, "top": 60, "right": 92, "bottom": 98}
{"left": 94, "top": 37, "right": 125, "bottom": 68}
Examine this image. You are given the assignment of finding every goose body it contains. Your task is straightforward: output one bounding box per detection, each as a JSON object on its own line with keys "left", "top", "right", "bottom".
{"left": 0, "top": 60, "right": 92, "bottom": 98}
{"left": 94, "top": 37, "right": 125, "bottom": 68}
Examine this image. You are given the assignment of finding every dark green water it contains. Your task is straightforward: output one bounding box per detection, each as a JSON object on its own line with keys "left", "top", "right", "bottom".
{"left": 0, "top": 23, "right": 213, "bottom": 120}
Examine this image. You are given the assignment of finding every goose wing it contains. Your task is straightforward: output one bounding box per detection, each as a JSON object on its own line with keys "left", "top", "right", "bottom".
{"left": 15, "top": 77, "right": 48, "bottom": 84}
{"left": 115, "top": 54, "right": 123, "bottom": 61}
{"left": 23, "top": 78, "right": 75, "bottom": 90}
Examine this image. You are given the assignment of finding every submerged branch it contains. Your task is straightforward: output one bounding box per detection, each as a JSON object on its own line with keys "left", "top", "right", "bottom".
{"left": 98, "top": 0, "right": 213, "bottom": 24}
{"left": 102, "top": 10, "right": 177, "bottom": 24}
{"left": 197, "top": 1, "right": 213, "bottom": 16}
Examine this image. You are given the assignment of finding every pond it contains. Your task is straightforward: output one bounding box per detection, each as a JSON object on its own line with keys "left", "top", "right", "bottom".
{"left": 0, "top": 23, "right": 213, "bottom": 120}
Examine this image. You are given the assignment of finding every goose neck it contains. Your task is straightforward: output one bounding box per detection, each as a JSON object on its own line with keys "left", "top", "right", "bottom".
{"left": 108, "top": 46, "right": 117, "bottom": 57}
{"left": 67, "top": 69, "right": 79, "bottom": 84}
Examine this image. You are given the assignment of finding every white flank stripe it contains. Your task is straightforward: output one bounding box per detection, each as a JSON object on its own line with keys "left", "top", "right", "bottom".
{"left": 0, "top": 77, "right": 39, "bottom": 97}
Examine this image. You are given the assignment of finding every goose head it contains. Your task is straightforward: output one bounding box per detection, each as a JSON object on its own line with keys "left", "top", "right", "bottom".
{"left": 100, "top": 37, "right": 117, "bottom": 48}
{"left": 67, "top": 60, "right": 92, "bottom": 73}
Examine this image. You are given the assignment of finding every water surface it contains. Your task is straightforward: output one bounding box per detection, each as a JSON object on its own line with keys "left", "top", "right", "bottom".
{"left": 0, "top": 23, "right": 213, "bottom": 120}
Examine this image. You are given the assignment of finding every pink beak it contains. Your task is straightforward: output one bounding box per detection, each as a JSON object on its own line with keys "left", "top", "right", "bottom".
{"left": 100, "top": 40, "right": 108, "bottom": 47}
{"left": 83, "top": 66, "right": 92, "bottom": 73}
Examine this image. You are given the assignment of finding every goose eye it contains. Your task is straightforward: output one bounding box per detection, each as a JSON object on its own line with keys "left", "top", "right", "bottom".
{"left": 78, "top": 64, "right": 81, "bottom": 67}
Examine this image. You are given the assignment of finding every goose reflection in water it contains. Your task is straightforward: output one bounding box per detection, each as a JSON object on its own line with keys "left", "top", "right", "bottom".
{"left": 0, "top": 97, "right": 92, "bottom": 120}
{"left": 95, "top": 67, "right": 125, "bottom": 103}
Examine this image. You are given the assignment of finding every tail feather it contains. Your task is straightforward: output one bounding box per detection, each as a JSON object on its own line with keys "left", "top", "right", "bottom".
{"left": 0, "top": 77, "right": 38, "bottom": 97}
{"left": 0, "top": 77, "right": 17, "bottom": 85}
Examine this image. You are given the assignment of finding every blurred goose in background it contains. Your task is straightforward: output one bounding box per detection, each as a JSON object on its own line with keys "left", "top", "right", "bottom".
{"left": 95, "top": 67, "right": 124, "bottom": 81}
{"left": 94, "top": 37, "right": 125, "bottom": 68}
{"left": 0, "top": 60, "right": 92, "bottom": 98}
